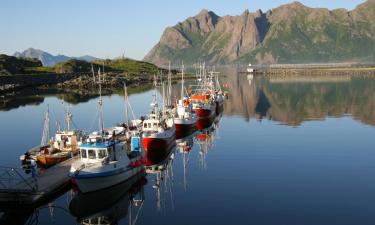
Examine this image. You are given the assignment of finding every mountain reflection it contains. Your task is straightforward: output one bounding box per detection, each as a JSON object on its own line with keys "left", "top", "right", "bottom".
{"left": 2, "top": 70, "right": 375, "bottom": 126}
{"left": 221, "top": 68, "right": 375, "bottom": 126}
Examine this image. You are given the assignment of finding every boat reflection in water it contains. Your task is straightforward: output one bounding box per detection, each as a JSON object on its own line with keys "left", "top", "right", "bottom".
{"left": 196, "top": 114, "right": 221, "bottom": 170}
{"left": 69, "top": 172, "right": 146, "bottom": 225}
{"left": 145, "top": 145, "right": 175, "bottom": 211}
{"left": 176, "top": 132, "right": 195, "bottom": 190}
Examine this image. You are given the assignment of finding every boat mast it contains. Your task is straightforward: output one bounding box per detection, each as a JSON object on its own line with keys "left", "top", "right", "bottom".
{"left": 181, "top": 63, "right": 184, "bottom": 101}
{"left": 91, "top": 63, "right": 95, "bottom": 82}
{"left": 66, "top": 105, "right": 72, "bottom": 131}
{"left": 98, "top": 68, "right": 104, "bottom": 135}
{"left": 124, "top": 82, "right": 129, "bottom": 127}
{"left": 168, "top": 61, "right": 172, "bottom": 106}
{"left": 162, "top": 81, "right": 165, "bottom": 117}
{"left": 41, "top": 105, "right": 50, "bottom": 146}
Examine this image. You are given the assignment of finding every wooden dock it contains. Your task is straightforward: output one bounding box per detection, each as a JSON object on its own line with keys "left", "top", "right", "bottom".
{"left": 0, "top": 157, "right": 77, "bottom": 207}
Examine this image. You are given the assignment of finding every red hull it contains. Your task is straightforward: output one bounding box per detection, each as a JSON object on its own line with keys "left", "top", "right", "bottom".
{"left": 143, "top": 144, "right": 175, "bottom": 166}
{"left": 175, "top": 123, "right": 196, "bottom": 139}
{"left": 195, "top": 107, "right": 215, "bottom": 118}
{"left": 196, "top": 116, "right": 215, "bottom": 130}
{"left": 142, "top": 135, "right": 176, "bottom": 152}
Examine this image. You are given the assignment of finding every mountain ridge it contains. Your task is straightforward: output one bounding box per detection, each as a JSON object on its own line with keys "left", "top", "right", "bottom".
{"left": 144, "top": 0, "right": 375, "bottom": 65}
{"left": 14, "top": 48, "right": 99, "bottom": 67}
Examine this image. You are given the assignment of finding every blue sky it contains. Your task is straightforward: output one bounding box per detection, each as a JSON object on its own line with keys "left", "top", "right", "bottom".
{"left": 0, "top": 0, "right": 366, "bottom": 60}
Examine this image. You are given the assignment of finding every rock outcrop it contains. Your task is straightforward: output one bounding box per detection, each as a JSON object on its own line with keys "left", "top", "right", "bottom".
{"left": 144, "top": 0, "right": 375, "bottom": 65}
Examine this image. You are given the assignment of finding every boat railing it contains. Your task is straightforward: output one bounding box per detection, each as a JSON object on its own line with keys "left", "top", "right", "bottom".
{"left": 0, "top": 166, "right": 38, "bottom": 192}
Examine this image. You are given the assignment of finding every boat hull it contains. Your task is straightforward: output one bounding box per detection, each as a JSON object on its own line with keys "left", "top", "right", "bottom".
{"left": 37, "top": 154, "right": 69, "bottom": 167}
{"left": 196, "top": 116, "right": 215, "bottom": 130}
{"left": 69, "top": 172, "right": 146, "bottom": 220}
{"left": 174, "top": 117, "right": 198, "bottom": 139}
{"left": 142, "top": 134, "right": 176, "bottom": 152}
{"left": 215, "top": 101, "right": 224, "bottom": 115}
{"left": 143, "top": 143, "right": 175, "bottom": 167}
{"left": 72, "top": 167, "right": 144, "bottom": 193}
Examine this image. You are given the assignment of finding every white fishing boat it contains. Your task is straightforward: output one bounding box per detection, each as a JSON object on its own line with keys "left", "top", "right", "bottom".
{"left": 70, "top": 70, "right": 143, "bottom": 193}
{"left": 70, "top": 134, "right": 143, "bottom": 193}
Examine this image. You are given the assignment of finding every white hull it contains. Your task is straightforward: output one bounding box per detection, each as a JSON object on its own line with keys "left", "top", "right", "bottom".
{"left": 73, "top": 167, "right": 143, "bottom": 193}
{"left": 174, "top": 116, "right": 198, "bottom": 125}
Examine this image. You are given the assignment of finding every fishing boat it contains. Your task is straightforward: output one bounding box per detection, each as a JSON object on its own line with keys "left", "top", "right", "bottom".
{"left": 21, "top": 105, "right": 85, "bottom": 167}
{"left": 70, "top": 70, "right": 144, "bottom": 193}
{"left": 212, "top": 71, "right": 225, "bottom": 114}
{"left": 247, "top": 63, "right": 254, "bottom": 73}
{"left": 174, "top": 64, "right": 198, "bottom": 138}
{"left": 190, "top": 63, "right": 216, "bottom": 119}
{"left": 142, "top": 94, "right": 176, "bottom": 152}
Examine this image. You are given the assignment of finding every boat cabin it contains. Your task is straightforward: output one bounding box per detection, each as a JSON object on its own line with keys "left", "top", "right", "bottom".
{"left": 142, "top": 119, "right": 164, "bottom": 133}
{"left": 53, "top": 130, "right": 83, "bottom": 151}
{"left": 78, "top": 140, "right": 124, "bottom": 163}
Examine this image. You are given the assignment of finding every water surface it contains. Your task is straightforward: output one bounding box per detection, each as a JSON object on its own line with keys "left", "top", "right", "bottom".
{"left": 1, "top": 70, "right": 375, "bottom": 225}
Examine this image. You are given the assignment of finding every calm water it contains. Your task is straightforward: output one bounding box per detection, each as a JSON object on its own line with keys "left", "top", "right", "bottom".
{"left": 1, "top": 69, "right": 375, "bottom": 225}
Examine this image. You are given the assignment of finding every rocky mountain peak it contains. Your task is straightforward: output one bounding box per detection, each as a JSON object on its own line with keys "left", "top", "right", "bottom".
{"left": 145, "top": 1, "right": 375, "bottom": 65}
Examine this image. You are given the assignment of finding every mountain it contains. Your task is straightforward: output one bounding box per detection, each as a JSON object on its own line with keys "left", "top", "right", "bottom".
{"left": 14, "top": 48, "right": 99, "bottom": 67}
{"left": 144, "top": 0, "right": 375, "bottom": 65}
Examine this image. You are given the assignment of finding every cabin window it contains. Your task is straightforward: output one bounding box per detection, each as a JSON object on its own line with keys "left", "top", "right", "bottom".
{"left": 143, "top": 123, "right": 147, "bottom": 128}
{"left": 81, "top": 149, "right": 87, "bottom": 158}
{"left": 153, "top": 123, "right": 157, "bottom": 128}
{"left": 148, "top": 123, "right": 151, "bottom": 128}
{"left": 88, "top": 149, "right": 96, "bottom": 159}
{"left": 98, "top": 149, "right": 107, "bottom": 159}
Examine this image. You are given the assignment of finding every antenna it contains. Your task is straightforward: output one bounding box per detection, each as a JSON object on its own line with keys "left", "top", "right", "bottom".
{"left": 98, "top": 68, "right": 104, "bottom": 135}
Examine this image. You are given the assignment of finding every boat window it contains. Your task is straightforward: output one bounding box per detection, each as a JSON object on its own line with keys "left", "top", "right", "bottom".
{"left": 148, "top": 123, "right": 151, "bottom": 128}
{"left": 98, "top": 149, "right": 107, "bottom": 159}
{"left": 107, "top": 148, "right": 114, "bottom": 160}
{"left": 81, "top": 149, "right": 87, "bottom": 158}
{"left": 88, "top": 149, "right": 96, "bottom": 159}
{"left": 143, "top": 123, "right": 147, "bottom": 128}
{"left": 153, "top": 123, "right": 157, "bottom": 128}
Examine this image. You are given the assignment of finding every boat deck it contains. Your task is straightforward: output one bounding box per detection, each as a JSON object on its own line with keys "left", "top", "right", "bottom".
{"left": 0, "top": 157, "right": 77, "bottom": 207}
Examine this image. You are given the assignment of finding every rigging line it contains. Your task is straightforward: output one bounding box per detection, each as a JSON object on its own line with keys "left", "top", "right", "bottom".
{"left": 131, "top": 201, "right": 144, "bottom": 225}
{"left": 88, "top": 109, "right": 100, "bottom": 133}
{"left": 38, "top": 205, "right": 71, "bottom": 215}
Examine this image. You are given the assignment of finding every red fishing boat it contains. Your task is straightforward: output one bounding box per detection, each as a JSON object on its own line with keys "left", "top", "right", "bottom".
{"left": 142, "top": 95, "right": 176, "bottom": 152}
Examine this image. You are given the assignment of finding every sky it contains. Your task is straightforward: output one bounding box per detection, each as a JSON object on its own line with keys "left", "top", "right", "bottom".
{"left": 0, "top": 0, "right": 367, "bottom": 60}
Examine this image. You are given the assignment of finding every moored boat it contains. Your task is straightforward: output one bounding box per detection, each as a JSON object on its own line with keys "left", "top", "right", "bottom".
{"left": 70, "top": 135, "right": 143, "bottom": 193}
{"left": 69, "top": 71, "right": 144, "bottom": 193}
{"left": 174, "top": 64, "right": 198, "bottom": 139}
{"left": 142, "top": 99, "right": 176, "bottom": 151}
{"left": 21, "top": 105, "right": 85, "bottom": 168}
